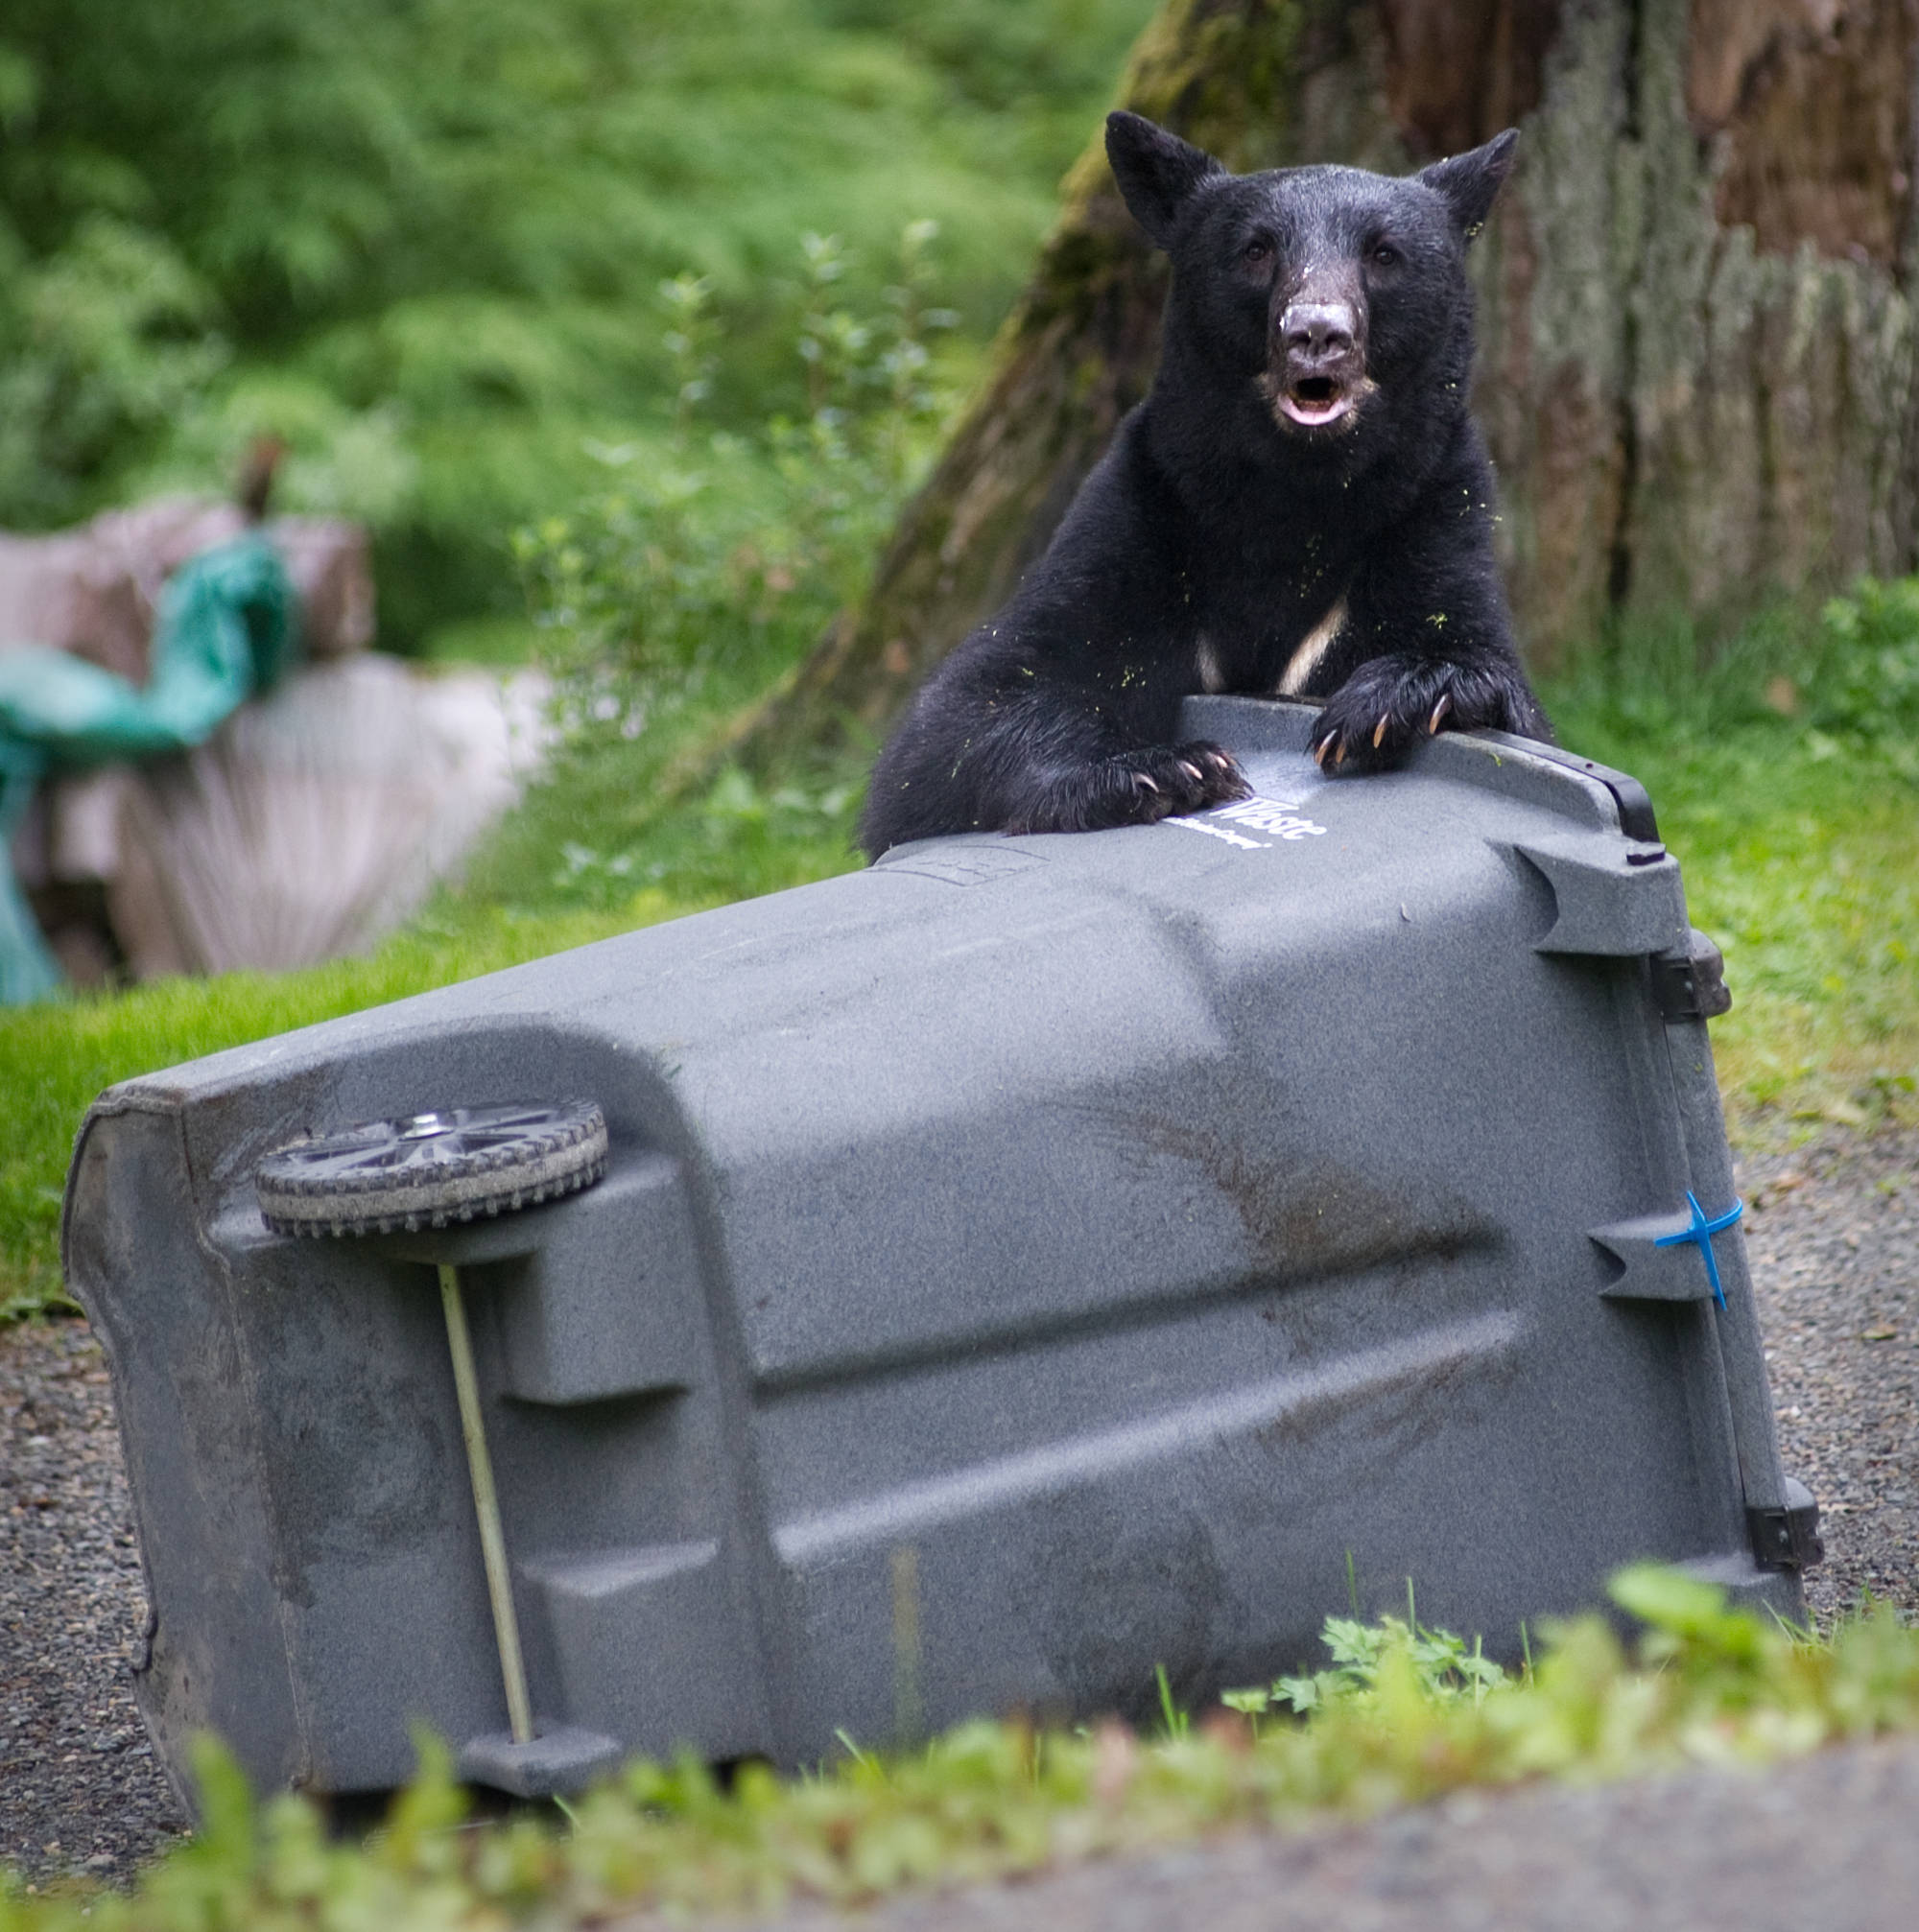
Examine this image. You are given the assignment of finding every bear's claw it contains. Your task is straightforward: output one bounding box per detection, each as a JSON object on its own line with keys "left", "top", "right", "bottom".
{"left": 1102, "top": 741, "right": 1249, "bottom": 825}
{"left": 1007, "top": 741, "right": 1249, "bottom": 833}
{"left": 1310, "top": 654, "right": 1542, "bottom": 774}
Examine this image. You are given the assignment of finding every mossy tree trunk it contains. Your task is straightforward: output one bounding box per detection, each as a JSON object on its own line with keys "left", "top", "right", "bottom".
{"left": 746, "top": 0, "right": 1917, "bottom": 760}
{"left": 1475, "top": 0, "right": 1917, "bottom": 657}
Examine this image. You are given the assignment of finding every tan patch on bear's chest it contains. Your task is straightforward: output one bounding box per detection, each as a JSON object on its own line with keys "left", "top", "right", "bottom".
{"left": 1276, "top": 597, "right": 1348, "bottom": 695}
{"left": 1195, "top": 633, "right": 1228, "bottom": 694}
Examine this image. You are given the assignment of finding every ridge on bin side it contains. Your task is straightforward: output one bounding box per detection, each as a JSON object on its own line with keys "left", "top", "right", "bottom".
{"left": 62, "top": 696, "right": 1815, "bottom": 1807}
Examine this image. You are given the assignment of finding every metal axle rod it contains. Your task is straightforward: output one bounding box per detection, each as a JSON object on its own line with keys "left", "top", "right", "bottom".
{"left": 438, "top": 1262, "right": 533, "bottom": 1746}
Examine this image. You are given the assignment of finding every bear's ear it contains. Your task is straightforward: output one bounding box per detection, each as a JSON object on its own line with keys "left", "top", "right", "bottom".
{"left": 1106, "top": 111, "right": 1223, "bottom": 249}
{"left": 1417, "top": 128, "right": 1520, "bottom": 242}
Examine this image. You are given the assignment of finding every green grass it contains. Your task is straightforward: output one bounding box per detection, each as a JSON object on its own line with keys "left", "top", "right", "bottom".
{"left": 1542, "top": 643, "right": 1919, "bottom": 1137}
{"left": 5, "top": 1568, "right": 1918, "bottom": 1924}
{"left": 0, "top": 918, "right": 615, "bottom": 1317}
{"left": 0, "top": 729, "right": 866, "bottom": 1319}
{"left": 6, "top": 676, "right": 1916, "bottom": 1320}
{"left": 0, "top": 605, "right": 878, "bottom": 1312}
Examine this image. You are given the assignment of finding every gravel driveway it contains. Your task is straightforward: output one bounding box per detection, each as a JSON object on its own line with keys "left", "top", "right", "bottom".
{"left": 1740, "top": 1129, "right": 1918, "bottom": 1623}
{"left": 2, "top": 1127, "right": 1913, "bottom": 1890}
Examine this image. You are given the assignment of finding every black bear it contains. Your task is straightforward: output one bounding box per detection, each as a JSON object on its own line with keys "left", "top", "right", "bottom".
{"left": 858, "top": 112, "right": 1551, "bottom": 859}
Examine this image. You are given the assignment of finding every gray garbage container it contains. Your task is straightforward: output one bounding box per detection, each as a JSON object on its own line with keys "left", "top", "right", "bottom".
{"left": 62, "top": 695, "right": 1819, "bottom": 1806}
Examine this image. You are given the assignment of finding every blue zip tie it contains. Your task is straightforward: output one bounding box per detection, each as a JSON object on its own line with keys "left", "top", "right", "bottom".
{"left": 1654, "top": 1190, "right": 1742, "bottom": 1308}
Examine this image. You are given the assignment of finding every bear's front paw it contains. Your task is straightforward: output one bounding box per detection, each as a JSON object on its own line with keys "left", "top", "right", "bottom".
{"left": 1131, "top": 741, "right": 1253, "bottom": 820}
{"left": 1023, "top": 742, "right": 1249, "bottom": 832}
{"left": 1310, "top": 657, "right": 1544, "bottom": 773}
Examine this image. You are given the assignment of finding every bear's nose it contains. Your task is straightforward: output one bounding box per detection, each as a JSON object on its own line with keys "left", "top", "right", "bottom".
{"left": 1280, "top": 302, "right": 1357, "bottom": 363}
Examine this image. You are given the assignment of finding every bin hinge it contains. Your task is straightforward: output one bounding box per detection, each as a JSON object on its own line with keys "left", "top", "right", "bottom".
{"left": 1748, "top": 1476, "right": 1825, "bottom": 1571}
{"left": 1651, "top": 930, "right": 1733, "bottom": 1021}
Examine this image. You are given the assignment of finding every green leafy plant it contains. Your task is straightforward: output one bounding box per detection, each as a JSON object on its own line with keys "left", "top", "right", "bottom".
{"left": 1220, "top": 1582, "right": 1507, "bottom": 1739}
{"left": 513, "top": 221, "right": 954, "bottom": 742}
{"left": 1800, "top": 577, "right": 1919, "bottom": 771}
{"left": 0, "top": 0, "right": 1149, "bottom": 645}
{"left": 0, "top": 216, "right": 227, "bottom": 523}
{"left": 1270, "top": 1619, "right": 1506, "bottom": 1719}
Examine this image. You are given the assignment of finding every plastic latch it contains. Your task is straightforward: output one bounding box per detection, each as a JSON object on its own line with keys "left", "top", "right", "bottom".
{"left": 1748, "top": 1476, "right": 1825, "bottom": 1571}
{"left": 1652, "top": 929, "right": 1733, "bottom": 1021}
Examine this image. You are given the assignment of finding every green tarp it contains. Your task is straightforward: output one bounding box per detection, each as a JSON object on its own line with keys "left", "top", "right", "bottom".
{"left": 0, "top": 533, "right": 298, "bottom": 1002}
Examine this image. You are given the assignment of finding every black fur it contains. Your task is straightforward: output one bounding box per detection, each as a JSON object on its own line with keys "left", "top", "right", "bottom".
{"left": 858, "top": 114, "right": 1551, "bottom": 860}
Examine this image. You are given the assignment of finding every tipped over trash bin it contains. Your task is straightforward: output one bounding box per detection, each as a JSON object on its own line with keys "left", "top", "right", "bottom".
{"left": 62, "top": 696, "right": 1819, "bottom": 1807}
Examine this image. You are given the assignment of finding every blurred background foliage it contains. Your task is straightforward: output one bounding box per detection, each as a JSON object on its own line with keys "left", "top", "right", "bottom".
{"left": 0, "top": 0, "right": 1155, "bottom": 653}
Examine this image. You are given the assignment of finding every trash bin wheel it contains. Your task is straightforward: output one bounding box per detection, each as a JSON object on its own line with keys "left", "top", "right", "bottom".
{"left": 256, "top": 1101, "right": 607, "bottom": 1237}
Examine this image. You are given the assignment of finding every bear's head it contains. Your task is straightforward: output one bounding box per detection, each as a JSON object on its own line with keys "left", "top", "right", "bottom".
{"left": 1106, "top": 112, "right": 1516, "bottom": 450}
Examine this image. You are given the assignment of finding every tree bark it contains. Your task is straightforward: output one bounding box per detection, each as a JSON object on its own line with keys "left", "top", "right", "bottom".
{"left": 1476, "top": 0, "right": 1918, "bottom": 656}
{"left": 743, "top": 0, "right": 1918, "bottom": 763}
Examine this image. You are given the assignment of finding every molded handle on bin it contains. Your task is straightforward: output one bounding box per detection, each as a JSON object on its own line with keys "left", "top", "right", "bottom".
{"left": 1589, "top": 1212, "right": 1726, "bottom": 1301}
{"left": 1510, "top": 837, "right": 1689, "bottom": 958}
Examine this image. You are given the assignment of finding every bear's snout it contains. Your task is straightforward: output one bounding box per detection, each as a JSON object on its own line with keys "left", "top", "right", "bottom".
{"left": 1267, "top": 268, "right": 1370, "bottom": 433}
{"left": 1281, "top": 301, "right": 1357, "bottom": 362}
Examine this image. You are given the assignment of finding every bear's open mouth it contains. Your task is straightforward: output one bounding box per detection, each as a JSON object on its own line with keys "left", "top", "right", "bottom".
{"left": 1280, "top": 374, "right": 1355, "bottom": 427}
{"left": 1258, "top": 365, "right": 1372, "bottom": 433}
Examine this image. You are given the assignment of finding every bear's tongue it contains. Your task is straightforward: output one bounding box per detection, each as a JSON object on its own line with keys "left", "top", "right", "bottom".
{"left": 1281, "top": 376, "right": 1352, "bottom": 426}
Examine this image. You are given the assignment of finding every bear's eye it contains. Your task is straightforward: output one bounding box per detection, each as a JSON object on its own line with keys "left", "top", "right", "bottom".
{"left": 1241, "top": 236, "right": 1272, "bottom": 267}
{"left": 1370, "top": 241, "right": 1401, "bottom": 268}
